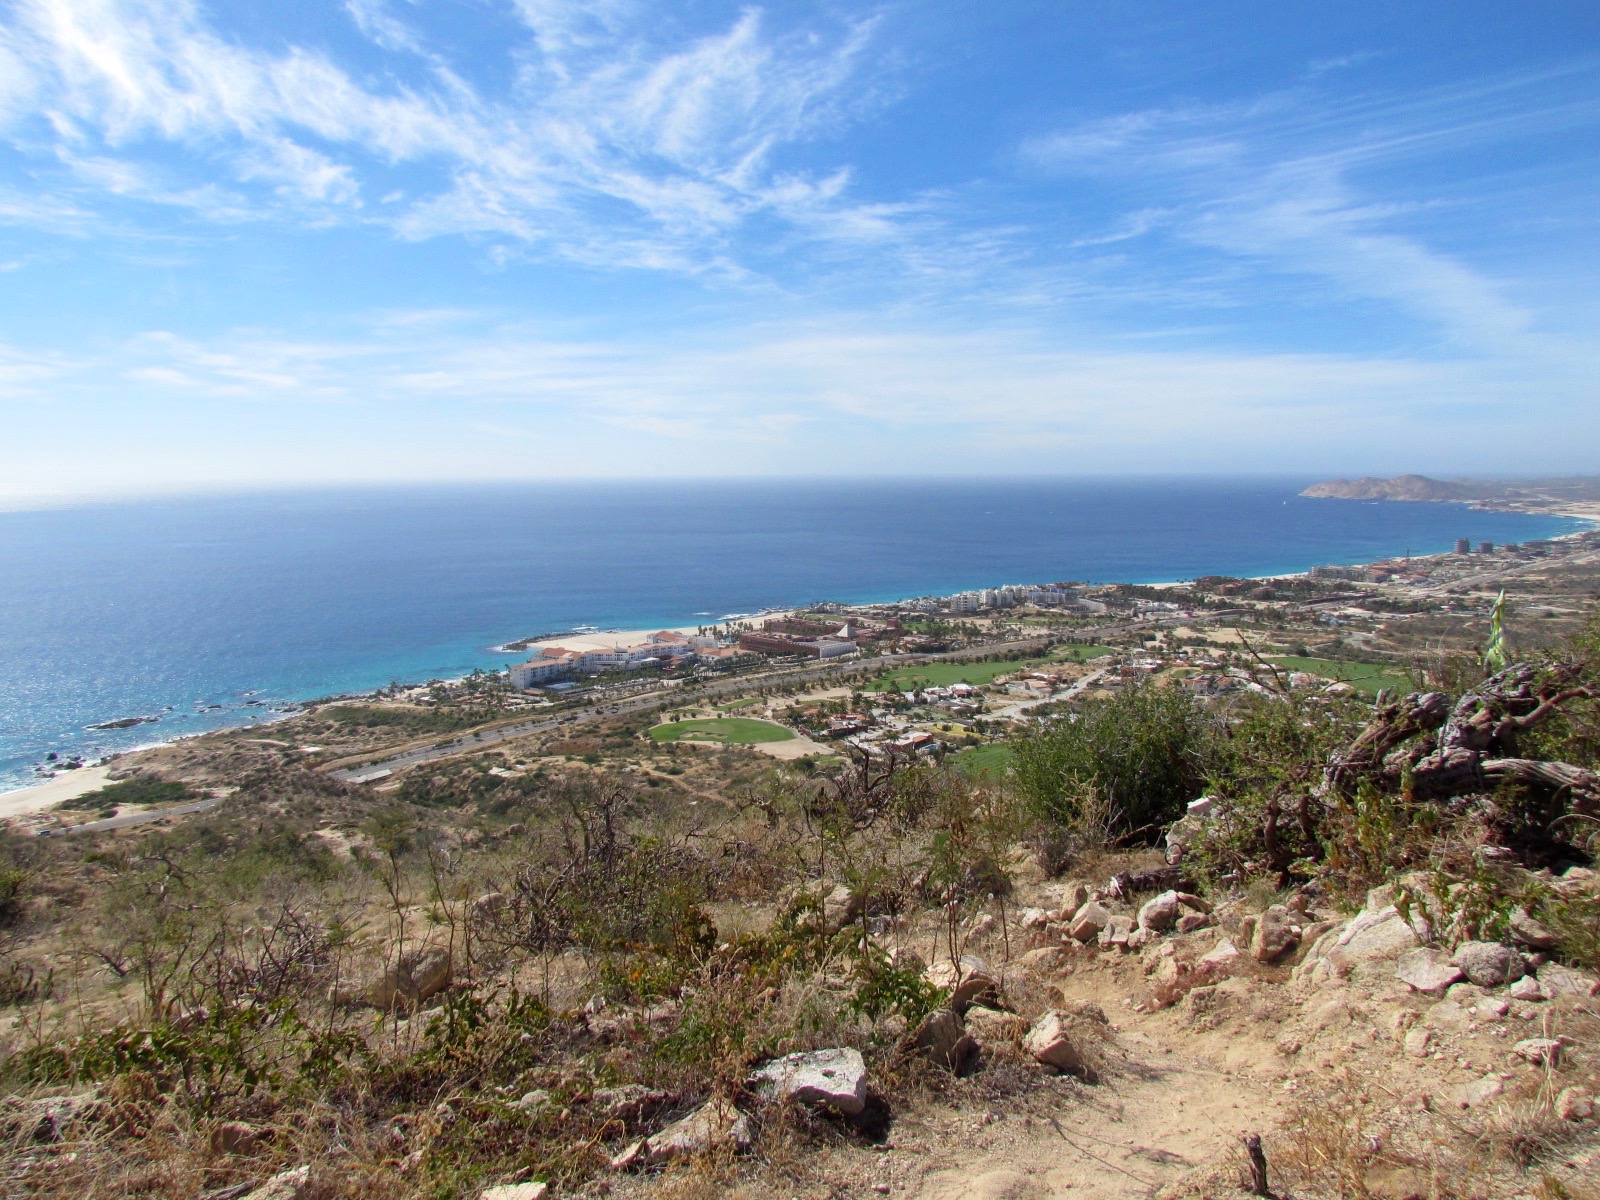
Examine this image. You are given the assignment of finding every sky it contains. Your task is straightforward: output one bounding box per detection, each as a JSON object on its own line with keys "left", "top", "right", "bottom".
{"left": 0, "top": 0, "right": 1597, "bottom": 502}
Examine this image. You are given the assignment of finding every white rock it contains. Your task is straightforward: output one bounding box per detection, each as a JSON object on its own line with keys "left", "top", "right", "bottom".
{"left": 611, "top": 1101, "right": 751, "bottom": 1169}
{"left": 1403, "top": 1027, "right": 1432, "bottom": 1057}
{"left": 1199, "top": 938, "right": 1241, "bottom": 969}
{"left": 1536, "top": 963, "right": 1597, "bottom": 997}
{"left": 749, "top": 1048, "right": 870, "bottom": 1116}
{"left": 241, "top": 1168, "right": 311, "bottom": 1200}
{"left": 1395, "top": 947, "right": 1465, "bottom": 994}
{"left": 480, "top": 1184, "right": 549, "bottom": 1200}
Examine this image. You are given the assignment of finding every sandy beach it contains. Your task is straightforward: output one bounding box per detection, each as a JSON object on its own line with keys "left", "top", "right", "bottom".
{"left": 0, "top": 764, "right": 112, "bottom": 821}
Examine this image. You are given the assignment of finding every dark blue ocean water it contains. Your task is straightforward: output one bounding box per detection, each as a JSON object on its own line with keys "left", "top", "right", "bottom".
{"left": 0, "top": 479, "right": 1585, "bottom": 790}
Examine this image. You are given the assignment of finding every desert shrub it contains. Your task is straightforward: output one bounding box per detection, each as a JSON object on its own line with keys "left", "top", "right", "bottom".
{"left": 1013, "top": 682, "right": 1215, "bottom": 843}
{"left": 59, "top": 776, "right": 195, "bottom": 811}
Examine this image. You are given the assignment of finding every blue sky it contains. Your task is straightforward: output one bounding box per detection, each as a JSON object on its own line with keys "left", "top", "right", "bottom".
{"left": 0, "top": 1, "right": 1597, "bottom": 502}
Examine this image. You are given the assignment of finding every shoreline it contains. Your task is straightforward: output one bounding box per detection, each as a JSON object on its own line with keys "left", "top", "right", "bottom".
{"left": 4, "top": 499, "right": 1590, "bottom": 805}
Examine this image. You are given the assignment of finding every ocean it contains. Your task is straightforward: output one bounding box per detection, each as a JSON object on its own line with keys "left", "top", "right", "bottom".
{"left": 0, "top": 478, "right": 1585, "bottom": 790}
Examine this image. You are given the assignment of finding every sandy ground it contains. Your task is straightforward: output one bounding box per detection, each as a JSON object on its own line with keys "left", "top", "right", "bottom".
{"left": 0, "top": 764, "right": 112, "bottom": 821}
{"left": 520, "top": 611, "right": 798, "bottom": 655}
{"left": 753, "top": 733, "right": 832, "bottom": 759}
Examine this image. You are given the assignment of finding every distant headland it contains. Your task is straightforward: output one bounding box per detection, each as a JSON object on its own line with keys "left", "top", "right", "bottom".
{"left": 1302, "top": 474, "right": 1600, "bottom": 522}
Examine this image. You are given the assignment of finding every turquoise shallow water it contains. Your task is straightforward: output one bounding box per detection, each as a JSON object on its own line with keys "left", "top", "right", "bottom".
{"left": 0, "top": 478, "right": 1584, "bottom": 789}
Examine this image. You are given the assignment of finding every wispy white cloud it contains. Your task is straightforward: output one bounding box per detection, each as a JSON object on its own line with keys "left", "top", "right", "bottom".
{"left": 1023, "top": 67, "right": 1600, "bottom": 348}
{"left": 0, "top": 0, "right": 896, "bottom": 274}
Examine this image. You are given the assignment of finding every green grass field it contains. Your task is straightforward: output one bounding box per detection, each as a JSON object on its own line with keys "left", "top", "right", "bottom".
{"left": 648, "top": 717, "right": 796, "bottom": 745}
{"left": 954, "top": 743, "right": 1015, "bottom": 780}
{"left": 1266, "top": 656, "right": 1410, "bottom": 697}
{"left": 864, "top": 646, "right": 1109, "bottom": 693}
{"left": 716, "top": 697, "right": 762, "bottom": 711}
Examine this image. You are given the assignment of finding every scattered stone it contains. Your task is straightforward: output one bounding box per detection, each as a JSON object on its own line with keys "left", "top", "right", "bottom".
{"left": 1403, "top": 1027, "right": 1432, "bottom": 1057}
{"left": 1022, "top": 1010, "right": 1100, "bottom": 1081}
{"left": 1448, "top": 1076, "right": 1505, "bottom": 1109}
{"left": 1059, "top": 880, "right": 1092, "bottom": 915}
{"left": 241, "top": 1167, "right": 312, "bottom": 1200}
{"left": 924, "top": 957, "right": 999, "bottom": 1013}
{"left": 1536, "top": 963, "right": 1598, "bottom": 998}
{"left": 1199, "top": 939, "right": 1241, "bottom": 970}
{"left": 1508, "top": 975, "right": 1544, "bottom": 1002}
{"left": 1067, "top": 901, "right": 1111, "bottom": 942}
{"left": 1452, "top": 942, "right": 1525, "bottom": 988}
{"left": 967, "top": 912, "right": 997, "bottom": 937}
{"left": 750, "top": 1048, "right": 870, "bottom": 1117}
{"left": 1508, "top": 907, "right": 1559, "bottom": 951}
{"left": 910, "top": 1009, "right": 977, "bottom": 1074}
{"left": 1395, "top": 947, "right": 1464, "bottom": 994}
{"left": 1099, "top": 914, "right": 1135, "bottom": 950}
{"left": 1019, "top": 907, "right": 1051, "bottom": 929}
{"left": 509, "top": 1089, "right": 552, "bottom": 1112}
{"left": 1251, "top": 905, "right": 1299, "bottom": 963}
{"left": 1176, "top": 912, "right": 1211, "bottom": 934}
{"left": 610, "top": 1101, "right": 752, "bottom": 1170}
{"left": 1557, "top": 1088, "right": 1594, "bottom": 1122}
{"left": 480, "top": 1184, "right": 549, "bottom": 1200}
{"left": 1513, "top": 1038, "right": 1562, "bottom": 1066}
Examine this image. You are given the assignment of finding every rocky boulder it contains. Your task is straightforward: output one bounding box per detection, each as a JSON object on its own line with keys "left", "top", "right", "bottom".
{"left": 1295, "top": 906, "right": 1420, "bottom": 986}
{"left": 1250, "top": 905, "right": 1300, "bottom": 963}
{"left": 925, "top": 956, "right": 999, "bottom": 1013}
{"left": 1022, "top": 1010, "right": 1101, "bottom": 1081}
{"left": 342, "top": 945, "right": 453, "bottom": 1011}
{"left": 1452, "top": 941, "right": 1525, "bottom": 988}
{"left": 1395, "top": 947, "right": 1464, "bottom": 994}
{"left": 749, "top": 1048, "right": 870, "bottom": 1117}
{"left": 241, "top": 1168, "right": 312, "bottom": 1200}
{"left": 480, "top": 1185, "right": 548, "bottom": 1200}
{"left": 1066, "top": 901, "right": 1111, "bottom": 942}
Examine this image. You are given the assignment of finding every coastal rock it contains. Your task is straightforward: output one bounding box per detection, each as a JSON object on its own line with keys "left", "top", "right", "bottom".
{"left": 1452, "top": 942, "right": 1524, "bottom": 988}
{"left": 1395, "top": 948, "right": 1464, "bottom": 994}
{"left": 749, "top": 1048, "right": 870, "bottom": 1117}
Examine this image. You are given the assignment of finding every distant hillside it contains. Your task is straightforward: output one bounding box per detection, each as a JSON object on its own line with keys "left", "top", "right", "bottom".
{"left": 1301, "top": 474, "right": 1475, "bottom": 502}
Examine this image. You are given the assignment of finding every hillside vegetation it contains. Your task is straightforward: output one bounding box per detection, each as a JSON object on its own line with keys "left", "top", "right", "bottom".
{"left": 3, "top": 616, "right": 1600, "bottom": 1200}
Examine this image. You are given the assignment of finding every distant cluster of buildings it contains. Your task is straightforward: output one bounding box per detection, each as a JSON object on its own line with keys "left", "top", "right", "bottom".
{"left": 734, "top": 615, "right": 889, "bottom": 660}
{"left": 509, "top": 630, "right": 749, "bottom": 690}
{"left": 904, "top": 582, "right": 1100, "bottom": 615}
